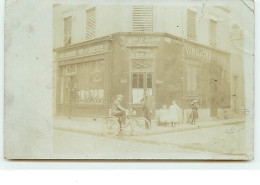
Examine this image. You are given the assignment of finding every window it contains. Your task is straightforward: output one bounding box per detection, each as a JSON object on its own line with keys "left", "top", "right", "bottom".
{"left": 60, "top": 60, "right": 105, "bottom": 104}
{"left": 210, "top": 20, "right": 217, "bottom": 47}
{"left": 187, "top": 10, "right": 197, "bottom": 41}
{"left": 186, "top": 66, "right": 197, "bottom": 96}
{"left": 85, "top": 8, "right": 96, "bottom": 40}
{"left": 132, "top": 73, "right": 153, "bottom": 104}
{"left": 131, "top": 60, "right": 153, "bottom": 104}
{"left": 133, "top": 6, "right": 153, "bottom": 32}
{"left": 63, "top": 16, "right": 72, "bottom": 46}
{"left": 130, "top": 48, "right": 154, "bottom": 104}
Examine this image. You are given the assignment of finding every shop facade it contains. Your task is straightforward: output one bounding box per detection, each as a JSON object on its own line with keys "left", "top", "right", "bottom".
{"left": 54, "top": 36, "right": 112, "bottom": 116}
{"left": 54, "top": 32, "right": 230, "bottom": 121}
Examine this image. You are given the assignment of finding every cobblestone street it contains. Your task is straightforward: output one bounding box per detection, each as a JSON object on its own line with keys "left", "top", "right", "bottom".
{"left": 53, "top": 119, "right": 248, "bottom": 159}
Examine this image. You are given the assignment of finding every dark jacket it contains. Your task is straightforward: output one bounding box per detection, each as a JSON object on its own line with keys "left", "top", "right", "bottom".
{"left": 111, "top": 99, "right": 125, "bottom": 115}
{"left": 143, "top": 94, "right": 153, "bottom": 111}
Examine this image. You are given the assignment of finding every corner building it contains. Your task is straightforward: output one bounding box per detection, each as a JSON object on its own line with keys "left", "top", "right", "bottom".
{"left": 53, "top": 4, "right": 233, "bottom": 122}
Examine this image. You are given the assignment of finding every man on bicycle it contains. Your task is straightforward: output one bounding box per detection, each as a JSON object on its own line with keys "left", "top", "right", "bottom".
{"left": 111, "top": 95, "right": 126, "bottom": 132}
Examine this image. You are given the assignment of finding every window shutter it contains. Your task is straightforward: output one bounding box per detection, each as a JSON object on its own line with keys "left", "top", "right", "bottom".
{"left": 187, "top": 10, "right": 196, "bottom": 41}
{"left": 210, "top": 20, "right": 217, "bottom": 47}
{"left": 133, "top": 6, "right": 153, "bottom": 32}
{"left": 64, "top": 16, "right": 72, "bottom": 46}
{"left": 85, "top": 8, "right": 95, "bottom": 40}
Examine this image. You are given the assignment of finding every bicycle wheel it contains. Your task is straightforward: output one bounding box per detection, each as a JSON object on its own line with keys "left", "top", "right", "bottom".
{"left": 121, "top": 119, "right": 134, "bottom": 136}
{"left": 102, "top": 118, "right": 120, "bottom": 136}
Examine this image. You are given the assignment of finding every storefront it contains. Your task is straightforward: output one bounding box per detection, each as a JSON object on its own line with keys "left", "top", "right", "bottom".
{"left": 54, "top": 36, "right": 112, "bottom": 116}
{"left": 182, "top": 43, "right": 231, "bottom": 121}
{"left": 54, "top": 33, "right": 230, "bottom": 119}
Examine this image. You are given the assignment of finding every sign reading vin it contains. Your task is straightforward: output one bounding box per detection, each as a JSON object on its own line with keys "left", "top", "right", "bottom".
{"left": 4, "top": 0, "right": 254, "bottom": 160}
{"left": 184, "top": 45, "right": 226, "bottom": 62}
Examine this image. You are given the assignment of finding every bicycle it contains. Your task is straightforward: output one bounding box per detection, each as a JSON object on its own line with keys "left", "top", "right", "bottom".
{"left": 102, "top": 109, "right": 151, "bottom": 136}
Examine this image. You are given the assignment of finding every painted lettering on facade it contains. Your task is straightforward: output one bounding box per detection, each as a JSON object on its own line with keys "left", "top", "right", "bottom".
{"left": 58, "top": 44, "right": 105, "bottom": 60}
{"left": 185, "top": 45, "right": 224, "bottom": 62}
{"left": 129, "top": 36, "right": 161, "bottom": 44}
{"left": 59, "top": 50, "right": 77, "bottom": 59}
{"left": 131, "top": 48, "right": 154, "bottom": 58}
{"left": 78, "top": 45, "right": 104, "bottom": 55}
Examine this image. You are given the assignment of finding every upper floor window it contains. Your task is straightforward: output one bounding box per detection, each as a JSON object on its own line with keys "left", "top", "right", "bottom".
{"left": 85, "top": 8, "right": 96, "bottom": 40}
{"left": 132, "top": 6, "right": 153, "bottom": 32}
{"left": 187, "top": 10, "right": 197, "bottom": 41}
{"left": 210, "top": 20, "right": 217, "bottom": 48}
{"left": 63, "top": 16, "right": 72, "bottom": 46}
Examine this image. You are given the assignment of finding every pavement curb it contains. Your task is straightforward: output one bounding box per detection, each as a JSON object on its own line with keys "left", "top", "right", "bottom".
{"left": 147, "top": 119, "right": 245, "bottom": 135}
{"left": 54, "top": 117, "right": 245, "bottom": 136}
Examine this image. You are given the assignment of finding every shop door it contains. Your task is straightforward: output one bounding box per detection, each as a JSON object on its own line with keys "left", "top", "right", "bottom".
{"left": 131, "top": 73, "right": 154, "bottom": 113}
{"left": 130, "top": 55, "right": 155, "bottom": 116}
{"left": 209, "top": 63, "right": 221, "bottom": 117}
{"left": 63, "top": 75, "right": 76, "bottom": 117}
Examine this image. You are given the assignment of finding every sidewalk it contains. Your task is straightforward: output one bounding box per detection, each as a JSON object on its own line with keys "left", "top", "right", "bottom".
{"left": 53, "top": 116, "right": 245, "bottom": 136}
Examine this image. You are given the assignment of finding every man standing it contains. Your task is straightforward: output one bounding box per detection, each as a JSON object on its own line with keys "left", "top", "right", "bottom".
{"left": 142, "top": 89, "right": 153, "bottom": 128}
{"left": 111, "top": 95, "right": 126, "bottom": 132}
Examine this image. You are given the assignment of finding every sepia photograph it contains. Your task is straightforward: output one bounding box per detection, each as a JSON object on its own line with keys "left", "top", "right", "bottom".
{"left": 51, "top": 1, "right": 254, "bottom": 159}
{"left": 3, "top": 0, "right": 254, "bottom": 160}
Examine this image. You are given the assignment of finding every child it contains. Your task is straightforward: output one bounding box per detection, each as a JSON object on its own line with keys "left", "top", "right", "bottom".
{"left": 168, "top": 100, "right": 181, "bottom": 127}
{"left": 159, "top": 105, "right": 169, "bottom": 127}
{"left": 190, "top": 99, "right": 199, "bottom": 124}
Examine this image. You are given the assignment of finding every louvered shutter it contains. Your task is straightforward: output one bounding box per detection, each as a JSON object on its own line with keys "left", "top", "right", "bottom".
{"left": 187, "top": 10, "right": 197, "bottom": 41}
{"left": 133, "top": 6, "right": 153, "bottom": 32}
{"left": 210, "top": 20, "right": 217, "bottom": 47}
{"left": 85, "top": 8, "right": 95, "bottom": 40}
{"left": 64, "top": 16, "right": 72, "bottom": 46}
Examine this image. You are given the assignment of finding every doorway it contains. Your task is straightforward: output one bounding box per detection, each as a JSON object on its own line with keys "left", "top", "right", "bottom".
{"left": 131, "top": 72, "right": 153, "bottom": 104}
{"left": 61, "top": 75, "right": 76, "bottom": 117}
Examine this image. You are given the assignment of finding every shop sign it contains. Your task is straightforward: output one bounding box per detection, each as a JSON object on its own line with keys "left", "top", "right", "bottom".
{"left": 131, "top": 48, "right": 154, "bottom": 58}
{"left": 128, "top": 36, "right": 161, "bottom": 44}
{"left": 184, "top": 45, "right": 225, "bottom": 62}
{"left": 57, "top": 44, "right": 105, "bottom": 60}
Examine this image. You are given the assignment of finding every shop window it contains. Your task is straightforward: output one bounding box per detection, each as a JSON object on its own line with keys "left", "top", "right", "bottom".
{"left": 210, "top": 20, "right": 217, "bottom": 48}
{"left": 133, "top": 6, "right": 153, "bottom": 32}
{"left": 132, "top": 73, "right": 153, "bottom": 104}
{"left": 186, "top": 66, "right": 197, "bottom": 96}
{"left": 85, "top": 8, "right": 96, "bottom": 40}
{"left": 60, "top": 60, "right": 105, "bottom": 104}
{"left": 187, "top": 10, "right": 197, "bottom": 41}
{"left": 63, "top": 16, "right": 72, "bottom": 46}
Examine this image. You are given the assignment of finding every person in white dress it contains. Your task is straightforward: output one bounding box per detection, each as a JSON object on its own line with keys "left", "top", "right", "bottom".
{"left": 168, "top": 100, "right": 181, "bottom": 127}
{"left": 159, "top": 105, "right": 169, "bottom": 127}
